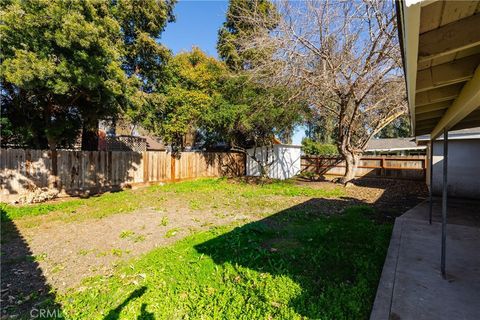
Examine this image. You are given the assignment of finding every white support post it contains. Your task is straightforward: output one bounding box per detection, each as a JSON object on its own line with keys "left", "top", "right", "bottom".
{"left": 441, "top": 129, "right": 448, "bottom": 278}
{"left": 429, "top": 140, "right": 434, "bottom": 224}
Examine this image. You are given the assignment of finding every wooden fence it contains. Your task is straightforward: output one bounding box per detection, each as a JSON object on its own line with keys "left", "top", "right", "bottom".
{"left": 301, "top": 155, "right": 427, "bottom": 180}
{"left": 0, "top": 149, "right": 245, "bottom": 201}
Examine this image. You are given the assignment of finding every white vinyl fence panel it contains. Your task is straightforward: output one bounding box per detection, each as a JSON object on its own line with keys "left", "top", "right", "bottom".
{"left": 246, "top": 144, "right": 301, "bottom": 180}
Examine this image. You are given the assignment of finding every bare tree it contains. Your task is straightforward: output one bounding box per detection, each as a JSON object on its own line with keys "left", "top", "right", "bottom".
{"left": 230, "top": 0, "right": 407, "bottom": 183}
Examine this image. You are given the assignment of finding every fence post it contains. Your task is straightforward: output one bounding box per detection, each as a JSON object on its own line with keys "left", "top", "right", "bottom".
{"left": 48, "top": 150, "right": 58, "bottom": 189}
{"left": 380, "top": 157, "right": 386, "bottom": 177}
{"left": 143, "top": 152, "right": 149, "bottom": 184}
{"left": 424, "top": 156, "right": 428, "bottom": 179}
{"left": 170, "top": 153, "right": 176, "bottom": 181}
{"left": 243, "top": 152, "right": 247, "bottom": 176}
{"left": 25, "top": 149, "right": 31, "bottom": 179}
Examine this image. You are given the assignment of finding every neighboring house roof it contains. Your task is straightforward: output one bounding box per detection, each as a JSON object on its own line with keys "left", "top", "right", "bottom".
{"left": 365, "top": 138, "right": 426, "bottom": 151}
{"left": 142, "top": 136, "right": 166, "bottom": 151}
{"left": 416, "top": 127, "right": 480, "bottom": 142}
{"left": 272, "top": 137, "right": 283, "bottom": 145}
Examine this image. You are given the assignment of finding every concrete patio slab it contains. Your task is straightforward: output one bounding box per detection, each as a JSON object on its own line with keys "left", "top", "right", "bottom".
{"left": 371, "top": 198, "right": 480, "bottom": 320}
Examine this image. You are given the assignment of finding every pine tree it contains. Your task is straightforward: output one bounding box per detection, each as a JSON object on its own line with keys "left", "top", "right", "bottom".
{"left": 217, "top": 0, "right": 278, "bottom": 71}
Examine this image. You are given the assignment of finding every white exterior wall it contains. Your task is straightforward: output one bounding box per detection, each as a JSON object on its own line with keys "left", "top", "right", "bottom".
{"left": 246, "top": 145, "right": 301, "bottom": 180}
{"left": 431, "top": 139, "right": 480, "bottom": 199}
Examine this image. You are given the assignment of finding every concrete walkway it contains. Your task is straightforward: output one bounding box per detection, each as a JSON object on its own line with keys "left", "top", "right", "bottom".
{"left": 371, "top": 198, "right": 480, "bottom": 320}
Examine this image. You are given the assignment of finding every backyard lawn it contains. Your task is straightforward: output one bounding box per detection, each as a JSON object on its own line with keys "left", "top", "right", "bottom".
{"left": 1, "top": 178, "right": 426, "bottom": 319}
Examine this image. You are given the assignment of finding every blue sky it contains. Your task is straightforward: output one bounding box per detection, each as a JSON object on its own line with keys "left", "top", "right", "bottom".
{"left": 162, "top": 1, "right": 228, "bottom": 57}
{"left": 161, "top": 0, "right": 305, "bottom": 145}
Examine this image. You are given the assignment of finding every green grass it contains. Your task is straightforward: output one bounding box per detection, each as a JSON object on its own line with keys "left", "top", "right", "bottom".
{"left": 119, "top": 230, "right": 135, "bottom": 239}
{"left": 1, "top": 178, "right": 345, "bottom": 224}
{"left": 119, "top": 230, "right": 145, "bottom": 243}
{"left": 157, "top": 178, "right": 345, "bottom": 198}
{"left": 0, "top": 200, "right": 82, "bottom": 220}
{"left": 159, "top": 216, "right": 169, "bottom": 227}
{"left": 0, "top": 190, "right": 165, "bottom": 222}
{"left": 58, "top": 206, "right": 391, "bottom": 319}
{"left": 164, "top": 228, "right": 182, "bottom": 238}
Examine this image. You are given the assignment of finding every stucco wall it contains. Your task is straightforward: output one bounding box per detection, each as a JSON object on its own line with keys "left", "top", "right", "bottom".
{"left": 431, "top": 139, "right": 480, "bottom": 199}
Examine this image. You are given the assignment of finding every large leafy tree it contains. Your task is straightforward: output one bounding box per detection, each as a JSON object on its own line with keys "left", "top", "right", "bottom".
{"left": 140, "top": 48, "right": 227, "bottom": 150}
{"left": 0, "top": 0, "right": 130, "bottom": 150}
{"left": 113, "top": 0, "right": 176, "bottom": 131}
{"left": 203, "top": 75, "right": 307, "bottom": 176}
{"left": 115, "top": 0, "right": 175, "bottom": 87}
{"left": 0, "top": 0, "right": 176, "bottom": 151}
{"left": 81, "top": 0, "right": 177, "bottom": 150}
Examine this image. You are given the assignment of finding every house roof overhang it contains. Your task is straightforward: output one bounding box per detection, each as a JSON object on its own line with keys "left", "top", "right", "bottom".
{"left": 397, "top": 0, "right": 480, "bottom": 139}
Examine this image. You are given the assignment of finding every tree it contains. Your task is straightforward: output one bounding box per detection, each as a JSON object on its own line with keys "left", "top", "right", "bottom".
{"left": 0, "top": 89, "right": 82, "bottom": 149}
{"left": 376, "top": 115, "right": 411, "bottom": 138}
{"left": 114, "top": 0, "right": 175, "bottom": 89}
{"left": 0, "top": 0, "right": 176, "bottom": 151}
{"left": 140, "top": 48, "right": 227, "bottom": 150}
{"left": 301, "top": 138, "right": 338, "bottom": 156}
{"left": 83, "top": 0, "right": 176, "bottom": 150}
{"left": 305, "top": 111, "right": 336, "bottom": 144}
{"left": 0, "top": 0, "right": 130, "bottom": 150}
{"left": 229, "top": 0, "right": 407, "bottom": 183}
{"left": 217, "top": 0, "right": 278, "bottom": 71}
{"left": 203, "top": 75, "right": 307, "bottom": 177}
{"left": 216, "top": 0, "right": 301, "bottom": 177}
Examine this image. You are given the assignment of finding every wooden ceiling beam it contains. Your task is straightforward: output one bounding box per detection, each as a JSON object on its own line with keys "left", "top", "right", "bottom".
{"left": 418, "top": 14, "right": 480, "bottom": 63}
{"left": 415, "top": 83, "right": 462, "bottom": 106}
{"left": 416, "top": 100, "right": 452, "bottom": 114}
{"left": 450, "top": 108, "right": 480, "bottom": 131}
{"left": 430, "top": 65, "right": 480, "bottom": 139}
{"left": 416, "top": 109, "right": 446, "bottom": 121}
{"left": 415, "top": 118, "right": 443, "bottom": 133}
{"left": 402, "top": 0, "right": 422, "bottom": 135}
{"left": 416, "top": 53, "right": 480, "bottom": 92}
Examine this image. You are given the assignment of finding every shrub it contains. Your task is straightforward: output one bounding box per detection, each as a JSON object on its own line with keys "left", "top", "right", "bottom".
{"left": 301, "top": 138, "right": 338, "bottom": 156}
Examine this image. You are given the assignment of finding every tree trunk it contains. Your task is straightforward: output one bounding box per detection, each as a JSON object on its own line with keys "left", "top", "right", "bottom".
{"left": 339, "top": 151, "right": 360, "bottom": 184}
{"left": 46, "top": 130, "right": 58, "bottom": 188}
{"left": 46, "top": 136, "right": 58, "bottom": 151}
{"left": 258, "top": 161, "right": 270, "bottom": 179}
{"left": 81, "top": 116, "right": 99, "bottom": 151}
{"left": 249, "top": 144, "right": 272, "bottom": 180}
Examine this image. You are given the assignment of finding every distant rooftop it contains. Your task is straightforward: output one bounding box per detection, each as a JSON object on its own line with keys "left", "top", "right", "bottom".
{"left": 365, "top": 138, "right": 425, "bottom": 151}
{"left": 416, "top": 127, "right": 480, "bottom": 141}
{"left": 141, "top": 136, "right": 166, "bottom": 151}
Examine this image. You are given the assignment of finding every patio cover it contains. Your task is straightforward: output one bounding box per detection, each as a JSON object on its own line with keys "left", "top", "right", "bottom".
{"left": 397, "top": 0, "right": 480, "bottom": 139}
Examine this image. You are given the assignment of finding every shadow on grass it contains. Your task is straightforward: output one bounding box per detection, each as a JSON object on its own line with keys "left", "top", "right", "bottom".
{"left": 195, "top": 198, "right": 393, "bottom": 319}
{"left": 0, "top": 209, "right": 62, "bottom": 318}
{"left": 104, "top": 287, "right": 147, "bottom": 320}
{"left": 98, "top": 178, "right": 426, "bottom": 318}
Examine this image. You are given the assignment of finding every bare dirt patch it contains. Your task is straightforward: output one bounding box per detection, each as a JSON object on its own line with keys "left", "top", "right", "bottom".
{"left": 295, "top": 177, "right": 428, "bottom": 218}
{"left": 10, "top": 198, "right": 251, "bottom": 293}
